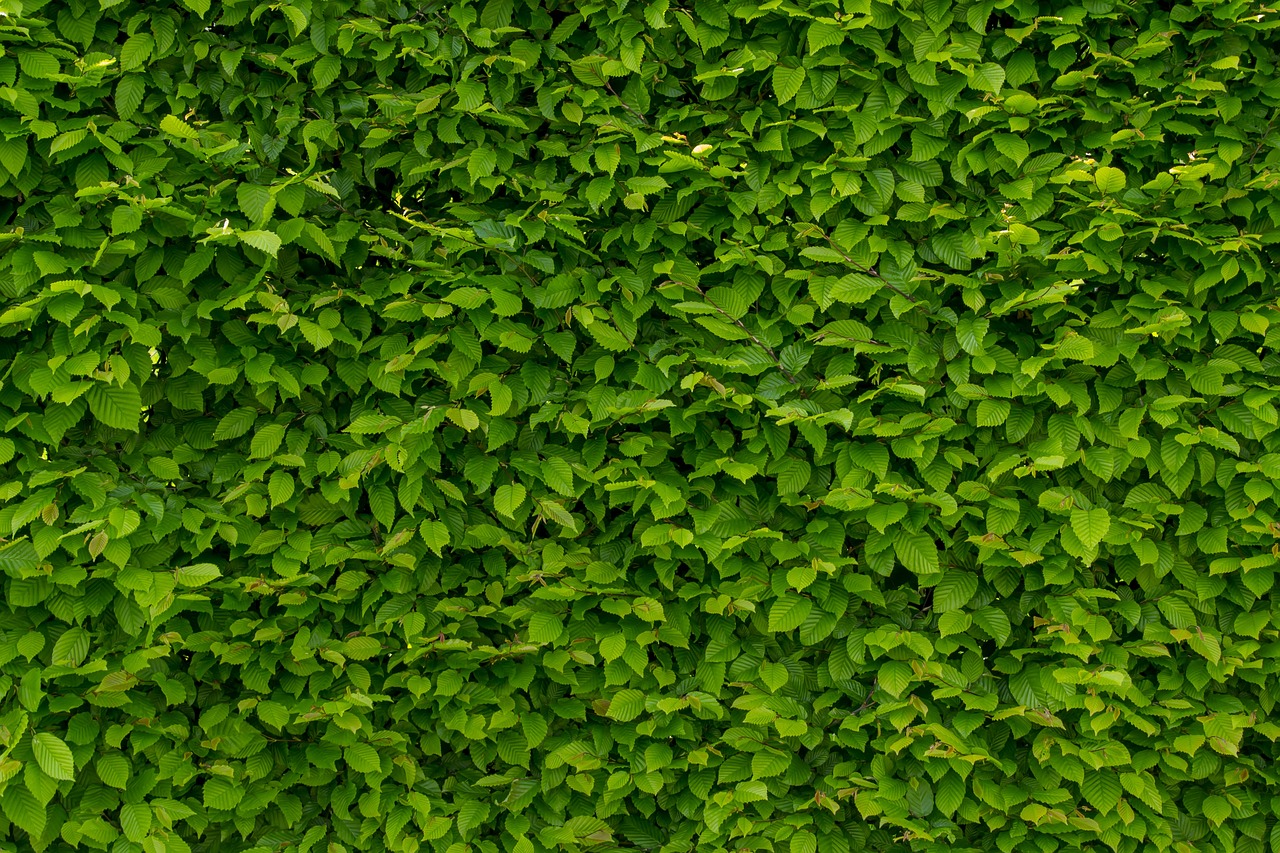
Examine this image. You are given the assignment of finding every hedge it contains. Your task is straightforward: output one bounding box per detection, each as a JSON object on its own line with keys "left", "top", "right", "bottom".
{"left": 1, "top": 0, "right": 1279, "bottom": 851}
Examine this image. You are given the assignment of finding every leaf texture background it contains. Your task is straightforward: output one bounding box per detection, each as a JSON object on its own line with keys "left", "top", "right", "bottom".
{"left": 0, "top": 0, "right": 1277, "bottom": 851}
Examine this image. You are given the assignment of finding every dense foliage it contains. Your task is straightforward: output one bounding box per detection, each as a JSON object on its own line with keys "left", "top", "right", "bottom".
{"left": 1, "top": 0, "right": 1280, "bottom": 850}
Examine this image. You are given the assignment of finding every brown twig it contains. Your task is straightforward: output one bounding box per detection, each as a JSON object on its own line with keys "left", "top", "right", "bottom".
{"left": 603, "top": 79, "right": 651, "bottom": 128}
{"left": 797, "top": 224, "right": 919, "bottom": 304}
{"left": 681, "top": 281, "right": 799, "bottom": 385}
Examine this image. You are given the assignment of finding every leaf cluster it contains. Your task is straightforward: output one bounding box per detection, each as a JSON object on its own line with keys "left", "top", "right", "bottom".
{"left": 0, "top": 0, "right": 1278, "bottom": 852}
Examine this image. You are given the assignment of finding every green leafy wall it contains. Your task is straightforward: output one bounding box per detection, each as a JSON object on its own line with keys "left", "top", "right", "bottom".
{"left": 1, "top": 0, "right": 1279, "bottom": 850}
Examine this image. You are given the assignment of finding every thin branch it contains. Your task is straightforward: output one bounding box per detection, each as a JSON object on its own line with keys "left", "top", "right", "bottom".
{"left": 603, "top": 79, "right": 652, "bottom": 129}
{"left": 796, "top": 224, "right": 919, "bottom": 304}
{"left": 390, "top": 210, "right": 541, "bottom": 288}
{"left": 681, "top": 281, "right": 799, "bottom": 385}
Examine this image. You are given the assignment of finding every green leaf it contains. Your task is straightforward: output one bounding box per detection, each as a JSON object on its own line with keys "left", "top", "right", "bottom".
{"left": 237, "top": 184, "right": 275, "bottom": 225}
{"left": 772, "top": 66, "right": 806, "bottom": 104}
{"left": 933, "top": 572, "right": 978, "bottom": 611}
{"left": 969, "top": 62, "right": 1005, "bottom": 92}
{"left": 214, "top": 408, "right": 258, "bottom": 440}
{"left": 32, "top": 732, "right": 75, "bottom": 781}
{"left": 203, "top": 777, "right": 243, "bottom": 811}
{"left": 0, "top": 138, "right": 27, "bottom": 177}
{"left": 121, "top": 803, "right": 152, "bottom": 842}
{"left": 51, "top": 627, "right": 90, "bottom": 667}
{"left": 18, "top": 632, "right": 44, "bottom": 661}
{"left": 1071, "top": 507, "right": 1111, "bottom": 549}
{"left": 495, "top": 483, "right": 527, "bottom": 518}
{"left": 175, "top": 563, "right": 221, "bottom": 587}
{"left": 606, "top": 689, "right": 646, "bottom": 722}
{"left": 973, "top": 607, "right": 1012, "bottom": 646}
{"left": 344, "top": 743, "right": 381, "bottom": 774}
{"left": 238, "top": 230, "right": 282, "bottom": 257}
{"left": 456, "top": 799, "right": 490, "bottom": 838}
{"left": 768, "top": 593, "right": 813, "bottom": 633}
{"left": 893, "top": 530, "right": 940, "bottom": 575}
{"left": 1, "top": 783, "right": 45, "bottom": 837}
{"left": 420, "top": 520, "right": 450, "bottom": 556}
{"left": 159, "top": 114, "right": 199, "bottom": 140}
{"left": 806, "top": 22, "right": 844, "bottom": 53}
{"left": 759, "top": 661, "right": 789, "bottom": 692}
{"left": 878, "top": 660, "right": 913, "bottom": 697}
{"left": 119, "top": 33, "right": 154, "bottom": 71}
{"left": 1080, "top": 770, "right": 1121, "bottom": 815}
{"left": 85, "top": 382, "right": 142, "bottom": 431}
{"left": 774, "top": 456, "right": 812, "bottom": 495}
{"left": 19, "top": 51, "right": 61, "bottom": 80}
{"left": 268, "top": 470, "right": 295, "bottom": 507}
{"left": 599, "top": 634, "right": 626, "bottom": 662}
{"left": 751, "top": 750, "right": 790, "bottom": 779}
{"left": 976, "top": 399, "right": 1010, "bottom": 427}
{"left": 541, "top": 457, "right": 575, "bottom": 496}
{"left": 585, "top": 321, "right": 633, "bottom": 352}
{"left": 0, "top": 5, "right": 1275, "bottom": 846}
{"left": 115, "top": 76, "right": 146, "bottom": 120}
{"left": 992, "top": 133, "right": 1029, "bottom": 166}
{"left": 828, "top": 273, "right": 881, "bottom": 304}
{"left": 956, "top": 316, "right": 989, "bottom": 355}
{"left": 1095, "top": 166, "right": 1126, "bottom": 194}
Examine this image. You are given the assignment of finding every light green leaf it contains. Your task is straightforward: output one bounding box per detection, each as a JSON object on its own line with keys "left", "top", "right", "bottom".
{"left": 1071, "top": 507, "right": 1111, "bottom": 549}
{"left": 268, "top": 470, "right": 295, "bottom": 507}
{"left": 751, "top": 750, "right": 790, "bottom": 779}
{"left": 893, "top": 529, "right": 940, "bottom": 575}
{"left": 32, "top": 732, "right": 75, "bottom": 781}
{"left": 969, "top": 62, "right": 1005, "bottom": 92}
{"left": 1095, "top": 166, "right": 1126, "bottom": 194}
{"left": 121, "top": 803, "right": 151, "bottom": 842}
{"left": 606, "top": 689, "right": 646, "bottom": 722}
{"left": 773, "top": 65, "right": 806, "bottom": 104}
{"left": 344, "top": 743, "right": 381, "bottom": 774}
{"left": 174, "top": 563, "right": 221, "bottom": 587}
{"left": 85, "top": 382, "right": 142, "bottom": 431}
{"left": 1, "top": 783, "right": 45, "bottom": 836}
{"left": 527, "top": 611, "right": 564, "bottom": 644}
{"left": 495, "top": 483, "right": 527, "bottom": 518}
{"left": 238, "top": 230, "right": 282, "bottom": 257}
{"left": 468, "top": 147, "right": 497, "bottom": 183}
{"left": 420, "top": 520, "right": 450, "bottom": 556}
{"left": 96, "top": 753, "right": 130, "bottom": 789}
{"left": 52, "top": 627, "right": 90, "bottom": 668}
{"left": 806, "top": 21, "right": 844, "bottom": 53}
{"left": 159, "top": 114, "right": 199, "bottom": 140}
{"left": 250, "top": 424, "right": 286, "bottom": 459}
{"left": 768, "top": 593, "right": 813, "bottom": 633}
{"left": 1201, "top": 794, "right": 1231, "bottom": 825}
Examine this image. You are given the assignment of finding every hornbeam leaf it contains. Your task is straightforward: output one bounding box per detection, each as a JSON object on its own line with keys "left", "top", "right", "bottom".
{"left": 773, "top": 66, "right": 806, "bottom": 104}
{"left": 238, "top": 230, "right": 281, "bottom": 257}
{"left": 33, "top": 733, "right": 76, "bottom": 781}
{"left": 768, "top": 593, "right": 812, "bottom": 632}
{"left": 1080, "top": 770, "right": 1122, "bottom": 815}
{"left": 1071, "top": 508, "right": 1111, "bottom": 549}
{"left": 894, "top": 530, "right": 940, "bottom": 575}
{"left": 85, "top": 382, "right": 142, "bottom": 431}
